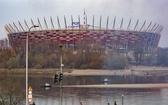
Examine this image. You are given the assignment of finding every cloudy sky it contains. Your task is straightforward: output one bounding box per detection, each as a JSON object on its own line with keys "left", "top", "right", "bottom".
{"left": 0, "top": 0, "right": 168, "bottom": 47}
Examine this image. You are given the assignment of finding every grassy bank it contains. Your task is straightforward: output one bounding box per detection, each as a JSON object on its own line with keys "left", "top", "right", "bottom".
{"left": 1, "top": 66, "right": 168, "bottom": 76}
{"left": 0, "top": 68, "right": 63, "bottom": 74}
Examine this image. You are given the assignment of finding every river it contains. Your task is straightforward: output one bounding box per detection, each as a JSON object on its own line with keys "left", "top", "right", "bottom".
{"left": 2, "top": 74, "right": 168, "bottom": 105}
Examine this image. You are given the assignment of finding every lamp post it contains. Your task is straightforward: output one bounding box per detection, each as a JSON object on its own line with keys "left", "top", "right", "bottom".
{"left": 122, "top": 94, "right": 124, "bottom": 105}
{"left": 26, "top": 25, "right": 39, "bottom": 105}
{"left": 59, "top": 44, "right": 63, "bottom": 105}
{"left": 59, "top": 45, "right": 63, "bottom": 73}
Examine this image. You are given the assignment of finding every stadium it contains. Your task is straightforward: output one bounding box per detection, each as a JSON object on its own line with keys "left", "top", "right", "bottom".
{"left": 4, "top": 14, "right": 163, "bottom": 53}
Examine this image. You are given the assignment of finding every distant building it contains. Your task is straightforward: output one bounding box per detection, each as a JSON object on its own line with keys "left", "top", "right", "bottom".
{"left": 0, "top": 38, "right": 10, "bottom": 50}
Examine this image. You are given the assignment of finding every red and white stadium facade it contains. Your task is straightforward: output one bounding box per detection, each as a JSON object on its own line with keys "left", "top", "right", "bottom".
{"left": 4, "top": 14, "right": 163, "bottom": 53}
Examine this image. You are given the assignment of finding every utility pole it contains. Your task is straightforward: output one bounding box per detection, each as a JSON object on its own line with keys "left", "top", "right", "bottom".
{"left": 59, "top": 44, "right": 63, "bottom": 105}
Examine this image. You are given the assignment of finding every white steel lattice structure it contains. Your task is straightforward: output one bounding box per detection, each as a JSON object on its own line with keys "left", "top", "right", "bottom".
{"left": 4, "top": 16, "right": 163, "bottom": 53}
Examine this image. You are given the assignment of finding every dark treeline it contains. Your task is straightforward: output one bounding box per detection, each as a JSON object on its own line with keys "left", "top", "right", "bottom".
{"left": 0, "top": 40, "right": 129, "bottom": 69}
{"left": 0, "top": 40, "right": 168, "bottom": 69}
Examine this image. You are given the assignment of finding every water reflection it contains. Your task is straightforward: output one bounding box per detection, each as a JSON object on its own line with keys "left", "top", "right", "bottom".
{"left": 1, "top": 74, "right": 168, "bottom": 105}
{"left": 33, "top": 87, "right": 168, "bottom": 105}
{"left": 27, "top": 74, "right": 168, "bottom": 87}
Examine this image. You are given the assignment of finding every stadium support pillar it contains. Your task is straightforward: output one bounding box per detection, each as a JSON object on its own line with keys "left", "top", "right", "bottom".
{"left": 44, "top": 17, "right": 48, "bottom": 29}
{"left": 120, "top": 18, "right": 123, "bottom": 29}
{"left": 86, "top": 15, "right": 87, "bottom": 27}
{"left": 18, "top": 21, "right": 25, "bottom": 31}
{"left": 78, "top": 15, "right": 80, "bottom": 29}
{"left": 150, "top": 23, "right": 156, "bottom": 32}
{"left": 92, "top": 15, "right": 94, "bottom": 30}
{"left": 113, "top": 16, "right": 116, "bottom": 30}
{"left": 106, "top": 16, "right": 109, "bottom": 29}
{"left": 153, "top": 24, "right": 159, "bottom": 33}
{"left": 134, "top": 19, "right": 139, "bottom": 30}
{"left": 64, "top": 16, "right": 67, "bottom": 28}
{"left": 139, "top": 20, "right": 146, "bottom": 31}
{"left": 146, "top": 22, "right": 152, "bottom": 32}
{"left": 9, "top": 23, "right": 16, "bottom": 32}
{"left": 99, "top": 16, "right": 102, "bottom": 30}
{"left": 51, "top": 16, "right": 55, "bottom": 29}
{"left": 57, "top": 16, "right": 61, "bottom": 29}
{"left": 13, "top": 22, "right": 19, "bottom": 32}
{"left": 127, "top": 18, "right": 131, "bottom": 30}
{"left": 71, "top": 15, "right": 74, "bottom": 29}
{"left": 37, "top": 18, "right": 42, "bottom": 30}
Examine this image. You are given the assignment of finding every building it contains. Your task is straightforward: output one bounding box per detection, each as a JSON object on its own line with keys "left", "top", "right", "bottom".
{"left": 4, "top": 14, "right": 163, "bottom": 53}
{"left": 0, "top": 38, "right": 10, "bottom": 50}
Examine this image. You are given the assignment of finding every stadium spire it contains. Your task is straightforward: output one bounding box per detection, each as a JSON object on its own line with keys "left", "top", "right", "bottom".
{"left": 84, "top": 9, "right": 86, "bottom": 25}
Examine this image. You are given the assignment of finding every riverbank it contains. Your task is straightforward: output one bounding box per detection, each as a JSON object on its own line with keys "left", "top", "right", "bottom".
{"left": 62, "top": 83, "right": 168, "bottom": 89}
{"left": 1, "top": 66, "right": 168, "bottom": 76}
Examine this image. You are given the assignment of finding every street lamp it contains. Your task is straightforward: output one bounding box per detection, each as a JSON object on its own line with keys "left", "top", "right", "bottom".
{"left": 26, "top": 25, "right": 39, "bottom": 105}
{"left": 122, "top": 94, "right": 124, "bottom": 105}
{"left": 59, "top": 44, "right": 63, "bottom": 105}
{"left": 59, "top": 44, "right": 63, "bottom": 73}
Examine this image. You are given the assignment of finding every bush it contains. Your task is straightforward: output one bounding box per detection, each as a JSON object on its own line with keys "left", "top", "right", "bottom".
{"left": 33, "top": 53, "right": 47, "bottom": 68}
{"left": 6, "top": 57, "right": 19, "bottom": 69}
{"left": 34, "top": 64, "right": 43, "bottom": 69}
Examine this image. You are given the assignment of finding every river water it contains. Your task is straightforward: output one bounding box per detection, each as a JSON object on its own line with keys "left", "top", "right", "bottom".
{"left": 3, "top": 74, "right": 168, "bottom": 105}
{"left": 34, "top": 87, "right": 168, "bottom": 105}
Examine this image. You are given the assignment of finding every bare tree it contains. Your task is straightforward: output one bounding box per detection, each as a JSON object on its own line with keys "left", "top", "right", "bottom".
{"left": 0, "top": 77, "right": 24, "bottom": 105}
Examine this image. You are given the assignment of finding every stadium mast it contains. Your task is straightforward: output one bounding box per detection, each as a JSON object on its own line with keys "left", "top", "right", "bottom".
{"left": 84, "top": 9, "right": 86, "bottom": 25}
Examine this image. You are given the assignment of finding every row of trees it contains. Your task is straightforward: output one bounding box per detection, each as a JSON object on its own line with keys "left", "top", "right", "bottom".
{"left": 0, "top": 39, "right": 130, "bottom": 69}
{"left": 0, "top": 39, "right": 168, "bottom": 69}
{"left": 1, "top": 47, "right": 168, "bottom": 69}
{"left": 0, "top": 47, "right": 129, "bottom": 69}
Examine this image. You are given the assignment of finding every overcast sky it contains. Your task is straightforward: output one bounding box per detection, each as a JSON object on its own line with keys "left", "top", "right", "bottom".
{"left": 0, "top": 0, "right": 168, "bottom": 47}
